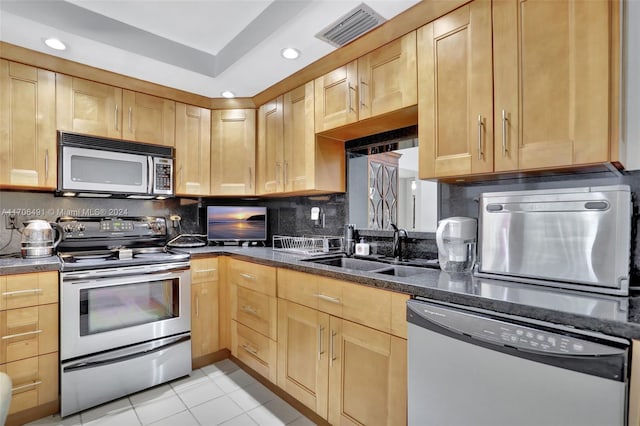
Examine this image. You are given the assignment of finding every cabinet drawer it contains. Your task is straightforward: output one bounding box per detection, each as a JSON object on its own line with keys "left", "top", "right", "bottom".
{"left": 1, "top": 272, "right": 58, "bottom": 311}
{"left": 231, "top": 321, "right": 276, "bottom": 383}
{"left": 1, "top": 352, "right": 58, "bottom": 415}
{"left": 228, "top": 259, "right": 276, "bottom": 296}
{"left": 233, "top": 286, "right": 276, "bottom": 340}
{"left": 0, "top": 304, "right": 58, "bottom": 364}
{"left": 191, "top": 257, "right": 219, "bottom": 283}
{"left": 278, "top": 269, "right": 342, "bottom": 317}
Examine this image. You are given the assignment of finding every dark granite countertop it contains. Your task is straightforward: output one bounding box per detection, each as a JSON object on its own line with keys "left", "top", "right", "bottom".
{"left": 0, "top": 254, "right": 61, "bottom": 275}
{"left": 184, "top": 246, "right": 640, "bottom": 340}
{"left": 2, "top": 246, "right": 639, "bottom": 340}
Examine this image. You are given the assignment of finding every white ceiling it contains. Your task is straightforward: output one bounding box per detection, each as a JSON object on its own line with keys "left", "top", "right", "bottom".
{"left": 0, "top": 0, "right": 420, "bottom": 98}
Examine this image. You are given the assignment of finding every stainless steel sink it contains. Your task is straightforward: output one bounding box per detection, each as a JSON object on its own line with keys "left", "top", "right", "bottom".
{"left": 302, "top": 256, "right": 389, "bottom": 271}
{"left": 374, "top": 265, "right": 429, "bottom": 277}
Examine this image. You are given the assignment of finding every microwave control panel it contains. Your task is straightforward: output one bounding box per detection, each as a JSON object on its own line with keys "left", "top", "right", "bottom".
{"left": 153, "top": 158, "right": 173, "bottom": 194}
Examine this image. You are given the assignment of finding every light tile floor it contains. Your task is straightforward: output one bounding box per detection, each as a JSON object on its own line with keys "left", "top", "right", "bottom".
{"left": 25, "top": 359, "right": 317, "bottom": 426}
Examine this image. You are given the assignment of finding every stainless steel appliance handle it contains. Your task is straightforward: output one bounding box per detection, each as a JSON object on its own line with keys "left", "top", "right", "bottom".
{"left": 63, "top": 334, "right": 190, "bottom": 372}
{"left": 148, "top": 156, "right": 154, "bottom": 194}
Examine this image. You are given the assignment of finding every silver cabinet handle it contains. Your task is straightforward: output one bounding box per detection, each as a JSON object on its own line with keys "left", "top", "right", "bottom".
{"left": 314, "top": 293, "right": 342, "bottom": 305}
{"left": 501, "top": 109, "right": 508, "bottom": 157}
{"left": 348, "top": 84, "right": 357, "bottom": 112}
{"left": 44, "top": 149, "right": 49, "bottom": 180}
{"left": 240, "top": 273, "right": 256, "bottom": 281}
{"left": 241, "top": 343, "right": 258, "bottom": 356}
{"left": 240, "top": 305, "right": 259, "bottom": 316}
{"left": 275, "top": 162, "right": 281, "bottom": 188}
{"left": 359, "top": 80, "right": 367, "bottom": 109}
{"left": 477, "top": 115, "right": 484, "bottom": 161}
{"left": 2, "top": 289, "right": 43, "bottom": 297}
{"left": 195, "top": 294, "right": 199, "bottom": 317}
{"left": 12, "top": 380, "right": 42, "bottom": 392}
{"left": 329, "top": 330, "right": 337, "bottom": 367}
{"left": 318, "top": 325, "right": 325, "bottom": 361}
{"left": 114, "top": 105, "right": 119, "bottom": 130}
{"left": 128, "top": 107, "right": 133, "bottom": 132}
{"left": 283, "top": 161, "right": 288, "bottom": 191}
{"left": 2, "top": 329, "right": 43, "bottom": 340}
{"left": 248, "top": 167, "right": 253, "bottom": 191}
{"left": 194, "top": 268, "right": 217, "bottom": 273}
{"left": 178, "top": 165, "right": 183, "bottom": 185}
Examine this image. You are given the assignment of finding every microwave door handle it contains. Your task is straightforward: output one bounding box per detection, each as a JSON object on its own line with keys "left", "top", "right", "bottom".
{"left": 148, "top": 156, "right": 154, "bottom": 194}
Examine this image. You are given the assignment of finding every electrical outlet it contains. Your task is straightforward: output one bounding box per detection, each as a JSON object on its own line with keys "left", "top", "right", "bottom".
{"left": 4, "top": 214, "right": 18, "bottom": 229}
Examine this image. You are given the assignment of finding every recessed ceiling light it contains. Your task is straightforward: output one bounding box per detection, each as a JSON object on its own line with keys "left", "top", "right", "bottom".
{"left": 44, "top": 38, "right": 66, "bottom": 51}
{"left": 221, "top": 91, "right": 235, "bottom": 99}
{"left": 281, "top": 48, "right": 300, "bottom": 60}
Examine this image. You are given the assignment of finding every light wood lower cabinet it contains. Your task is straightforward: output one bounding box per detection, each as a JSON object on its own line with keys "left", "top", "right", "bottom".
{"left": 1, "top": 271, "right": 59, "bottom": 423}
{"left": 190, "top": 258, "right": 219, "bottom": 361}
{"left": 277, "top": 268, "right": 408, "bottom": 425}
{"left": 228, "top": 259, "right": 277, "bottom": 383}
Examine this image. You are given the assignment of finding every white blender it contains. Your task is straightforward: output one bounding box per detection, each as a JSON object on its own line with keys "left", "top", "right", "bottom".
{"left": 436, "top": 217, "right": 477, "bottom": 273}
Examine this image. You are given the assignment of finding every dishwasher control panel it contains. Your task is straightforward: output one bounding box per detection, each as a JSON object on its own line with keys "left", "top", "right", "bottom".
{"left": 408, "top": 300, "right": 626, "bottom": 357}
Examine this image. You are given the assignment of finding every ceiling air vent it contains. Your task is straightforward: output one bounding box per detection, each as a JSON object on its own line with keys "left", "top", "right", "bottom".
{"left": 315, "top": 3, "right": 386, "bottom": 48}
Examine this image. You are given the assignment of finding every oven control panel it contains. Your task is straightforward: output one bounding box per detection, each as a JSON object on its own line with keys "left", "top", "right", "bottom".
{"left": 58, "top": 216, "right": 167, "bottom": 239}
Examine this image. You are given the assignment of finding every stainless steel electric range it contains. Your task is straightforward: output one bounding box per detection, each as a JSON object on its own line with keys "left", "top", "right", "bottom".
{"left": 57, "top": 216, "right": 192, "bottom": 417}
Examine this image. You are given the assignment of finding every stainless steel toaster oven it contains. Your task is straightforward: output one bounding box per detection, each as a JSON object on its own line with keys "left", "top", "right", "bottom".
{"left": 477, "top": 185, "right": 632, "bottom": 295}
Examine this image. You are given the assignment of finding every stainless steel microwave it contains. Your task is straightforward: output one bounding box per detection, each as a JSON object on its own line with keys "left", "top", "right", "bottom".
{"left": 57, "top": 131, "right": 174, "bottom": 199}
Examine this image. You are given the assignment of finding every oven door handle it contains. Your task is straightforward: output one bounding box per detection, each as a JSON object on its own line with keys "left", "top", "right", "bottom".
{"left": 63, "top": 334, "right": 190, "bottom": 372}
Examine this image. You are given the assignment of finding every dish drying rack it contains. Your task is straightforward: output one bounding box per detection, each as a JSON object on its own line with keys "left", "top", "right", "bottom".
{"left": 272, "top": 235, "right": 343, "bottom": 256}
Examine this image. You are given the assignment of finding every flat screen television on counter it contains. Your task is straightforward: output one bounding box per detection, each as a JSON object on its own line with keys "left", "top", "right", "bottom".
{"left": 206, "top": 206, "right": 267, "bottom": 242}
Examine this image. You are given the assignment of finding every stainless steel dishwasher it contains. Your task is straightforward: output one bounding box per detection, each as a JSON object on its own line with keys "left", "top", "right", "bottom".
{"left": 407, "top": 299, "right": 630, "bottom": 426}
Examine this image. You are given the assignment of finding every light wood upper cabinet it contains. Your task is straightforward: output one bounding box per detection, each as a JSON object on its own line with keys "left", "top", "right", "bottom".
{"left": 315, "top": 33, "right": 417, "bottom": 135}
{"left": 258, "top": 83, "right": 346, "bottom": 196}
{"left": 358, "top": 32, "right": 417, "bottom": 120}
{"left": 56, "top": 74, "right": 122, "bottom": 139}
{"left": 122, "top": 90, "right": 175, "bottom": 146}
{"left": 314, "top": 61, "right": 358, "bottom": 133}
{"left": 257, "top": 96, "right": 284, "bottom": 195}
{"left": 418, "top": 0, "right": 493, "bottom": 178}
{"left": 175, "top": 103, "right": 211, "bottom": 196}
{"left": 493, "top": 0, "right": 616, "bottom": 172}
{"left": 210, "top": 109, "right": 256, "bottom": 196}
{"left": 0, "top": 60, "right": 56, "bottom": 189}
{"left": 283, "top": 82, "right": 315, "bottom": 192}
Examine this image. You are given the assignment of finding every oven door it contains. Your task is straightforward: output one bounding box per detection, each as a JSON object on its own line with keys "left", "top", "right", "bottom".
{"left": 60, "top": 265, "right": 190, "bottom": 360}
{"left": 61, "top": 146, "right": 150, "bottom": 195}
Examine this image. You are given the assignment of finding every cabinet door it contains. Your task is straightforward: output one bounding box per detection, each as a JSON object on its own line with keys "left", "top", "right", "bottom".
{"left": 358, "top": 32, "right": 417, "bottom": 120}
{"left": 418, "top": 0, "right": 493, "bottom": 179}
{"left": 277, "top": 300, "right": 329, "bottom": 418}
{"left": 122, "top": 90, "right": 175, "bottom": 146}
{"left": 283, "top": 82, "right": 315, "bottom": 192}
{"left": 191, "top": 281, "right": 219, "bottom": 358}
{"left": 314, "top": 61, "right": 358, "bottom": 133}
{"left": 493, "top": 0, "right": 613, "bottom": 171}
{"left": 175, "top": 103, "right": 211, "bottom": 196}
{"left": 257, "top": 96, "right": 284, "bottom": 194}
{"left": 328, "top": 318, "right": 407, "bottom": 426}
{"left": 56, "top": 74, "right": 122, "bottom": 139}
{"left": 210, "top": 109, "right": 256, "bottom": 196}
{"left": 0, "top": 60, "right": 56, "bottom": 189}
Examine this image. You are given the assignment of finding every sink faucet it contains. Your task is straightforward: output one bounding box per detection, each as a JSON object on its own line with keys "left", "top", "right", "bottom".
{"left": 390, "top": 224, "right": 408, "bottom": 261}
